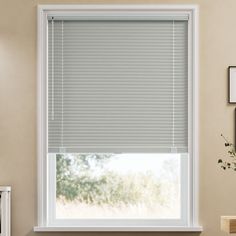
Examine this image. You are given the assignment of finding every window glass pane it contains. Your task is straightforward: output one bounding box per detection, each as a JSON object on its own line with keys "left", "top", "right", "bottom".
{"left": 55, "top": 153, "right": 181, "bottom": 219}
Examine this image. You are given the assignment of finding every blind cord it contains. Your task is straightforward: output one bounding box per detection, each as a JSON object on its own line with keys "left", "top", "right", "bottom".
{"left": 172, "top": 20, "right": 175, "bottom": 150}
{"left": 51, "top": 18, "right": 54, "bottom": 120}
{"left": 61, "top": 20, "right": 64, "bottom": 150}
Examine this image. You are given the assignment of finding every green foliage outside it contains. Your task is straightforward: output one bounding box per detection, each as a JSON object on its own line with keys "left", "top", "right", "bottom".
{"left": 56, "top": 154, "right": 162, "bottom": 206}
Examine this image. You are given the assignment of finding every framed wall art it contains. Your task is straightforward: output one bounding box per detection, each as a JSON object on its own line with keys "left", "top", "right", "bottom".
{"left": 228, "top": 66, "right": 236, "bottom": 103}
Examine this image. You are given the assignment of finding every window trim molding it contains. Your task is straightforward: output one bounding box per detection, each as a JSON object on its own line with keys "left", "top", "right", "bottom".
{"left": 34, "top": 226, "right": 202, "bottom": 232}
{"left": 36, "top": 4, "right": 200, "bottom": 232}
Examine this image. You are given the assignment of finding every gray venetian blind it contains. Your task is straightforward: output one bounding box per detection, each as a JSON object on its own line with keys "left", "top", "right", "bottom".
{"left": 48, "top": 18, "right": 188, "bottom": 153}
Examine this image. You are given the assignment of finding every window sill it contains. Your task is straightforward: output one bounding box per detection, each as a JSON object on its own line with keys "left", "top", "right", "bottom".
{"left": 34, "top": 226, "right": 203, "bottom": 232}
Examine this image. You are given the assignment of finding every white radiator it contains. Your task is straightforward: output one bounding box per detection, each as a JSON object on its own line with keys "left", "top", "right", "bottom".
{"left": 0, "top": 187, "right": 11, "bottom": 236}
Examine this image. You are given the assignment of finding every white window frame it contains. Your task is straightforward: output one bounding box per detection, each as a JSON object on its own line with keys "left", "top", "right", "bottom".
{"left": 35, "top": 4, "right": 201, "bottom": 232}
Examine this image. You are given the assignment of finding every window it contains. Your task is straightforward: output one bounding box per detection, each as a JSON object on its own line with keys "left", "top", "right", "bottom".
{"left": 36, "top": 5, "right": 200, "bottom": 231}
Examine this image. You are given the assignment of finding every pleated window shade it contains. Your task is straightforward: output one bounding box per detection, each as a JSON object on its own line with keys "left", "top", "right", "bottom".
{"left": 48, "top": 18, "right": 188, "bottom": 153}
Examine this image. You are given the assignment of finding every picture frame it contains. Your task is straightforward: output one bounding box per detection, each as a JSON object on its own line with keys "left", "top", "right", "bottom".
{"left": 228, "top": 66, "right": 236, "bottom": 103}
{"left": 235, "top": 108, "right": 236, "bottom": 145}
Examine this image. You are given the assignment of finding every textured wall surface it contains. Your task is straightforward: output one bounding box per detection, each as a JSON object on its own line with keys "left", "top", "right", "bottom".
{"left": 0, "top": 0, "right": 236, "bottom": 235}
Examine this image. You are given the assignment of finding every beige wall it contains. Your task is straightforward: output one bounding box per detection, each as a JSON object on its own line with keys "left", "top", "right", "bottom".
{"left": 0, "top": 0, "right": 236, "bottom": 235}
